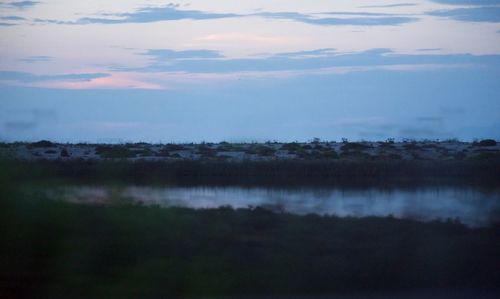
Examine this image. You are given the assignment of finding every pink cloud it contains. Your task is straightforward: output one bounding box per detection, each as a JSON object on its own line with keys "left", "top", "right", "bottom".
{"left": 25, "top": 73, "right": 164, "bottom": 90}
{"left": 0, "top": 64, "right": 472, "bottom": 90}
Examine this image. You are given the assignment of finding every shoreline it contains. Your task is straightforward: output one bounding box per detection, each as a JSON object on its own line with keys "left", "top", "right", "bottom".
{"left": 1, "top": 140, "right": 499, "bottom": 162}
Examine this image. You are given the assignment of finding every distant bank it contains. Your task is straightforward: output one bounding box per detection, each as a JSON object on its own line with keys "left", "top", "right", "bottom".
{"left": 1, "top": 139, "right": 499, "bottom": 185}
{"left": 1, "top": 139, "right": 499, "bottom": 162}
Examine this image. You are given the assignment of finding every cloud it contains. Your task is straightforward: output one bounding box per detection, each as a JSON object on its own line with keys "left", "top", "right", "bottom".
{"left": 416, "top": 48, "right": 443, "bottom": 52}
{"left": 398, "top": 127, "right": 446, "bottom": 138}
{"left": 429, "top": 7, "right": 500, "bottom": 22}
{"left": 255, "top": 11, "right": 418, "bottom": 26}
{"left": 19, "top": 56, "right": 53, "bottom": 63}
{"left": 34, "top": 4, "right": 417, "bottom": 27}
{"left": 302, "top": 16, "right": 417, "bottom": 26}
{"left": 0, "top": 63, "right": 470, "bottom": 90}
{"left": 142, "top": 49, "right": 222, "bottom": 61}
{"left": 439, "top": 106, "right": 465, "bottom": 115}
{"left": 272, "top": 48, "right": 338, "bottom": 59}
{"left": 0, "top": 15, "right": 25, "bottom": 25}
{"left": 4, "top": 49, "right": 498, "bottom": 90}
{"left": 416, "top": 116, "right": 443, "bottom": 123}
{"left": 2, "top": 108, "right": 57, "bottom": 132}
{"left": 7, "top": 1, "right": 38, "bottom": 8}
{"left": 39, "top": 73, "right": 163, "bottom": 90}
{"left": 0, "top": 71, "right": 110, "bottom": 83}
{"left": 198, "top": 33, "right": 290, "bottom": 44}
{"left": 125, "top": 48, "right": 494, "bottom": 74}
{"left": 76, "top": 63, "right": 470, "bottom": 90}
{"left": 74, "top": 4, "right": 238, "bottom": 24}
{"left": 359, "top": 3, "right": 418, "bottom": 8}
{"left": 0, "top": 15, "right": 25, "bottom": 20}
{"left": 4, "top": 121, "right": 36, "bottom": 130}
{"left": 430, "top": 0, "right": 500, "bottom": 5}
{"left": 321, "top": 12, "right": 398, "bottom": 16}
{"left": 86, "top": 48, "right": 498, "bottom": 90}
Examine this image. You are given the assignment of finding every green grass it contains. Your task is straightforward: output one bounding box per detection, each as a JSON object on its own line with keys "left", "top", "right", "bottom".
{"left": 1, "top": 193, "right": 499, "bottom": 299}
{"left": 1, "top": 164, "right": 499, "bottom": 298}
{"left": 95, "top": 146, "right": 137, "bottom": 159}
{"left": 6, "top": 158, "right": 499, "bottom": 186}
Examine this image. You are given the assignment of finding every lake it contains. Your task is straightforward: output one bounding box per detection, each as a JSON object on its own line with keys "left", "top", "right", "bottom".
{"left": 45, "top": 184, "right": 500, "bottom": 228}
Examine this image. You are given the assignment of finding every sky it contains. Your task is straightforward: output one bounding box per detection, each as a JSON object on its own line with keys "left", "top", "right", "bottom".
{"left": 0, "top": 0, "right": 499, "bottom": 143}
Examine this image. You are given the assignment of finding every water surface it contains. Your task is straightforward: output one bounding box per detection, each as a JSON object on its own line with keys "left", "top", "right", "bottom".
{"left": 46, "top": 184, "right": 500, "bottom": 227}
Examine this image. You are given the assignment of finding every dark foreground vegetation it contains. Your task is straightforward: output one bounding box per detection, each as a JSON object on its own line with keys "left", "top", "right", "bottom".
{"left": 1, "top": 153, "right": 499, "bottom": 298}
{"left": 4, "top": 158, "right": 500, "bottom": 186}
{"left": 1, "top": 189, "right": 499, "bottom": 299}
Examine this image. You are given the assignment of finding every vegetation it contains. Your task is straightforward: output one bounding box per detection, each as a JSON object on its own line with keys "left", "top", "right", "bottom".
{"left": 95, "top": 145, "right": 137, "bottom": 159}
{"left": 281, "top": 142, "right": 303, "bottom": 152}
{"left": 60, "top": 148, "right": 70, "bottom": 157}
{"left": 27, "top": 140, "right": 55, "bottom": 148}
{"left": 340, "top": 142, "right": 372, "bottom": 152}
{"left": 1, "top": 142, "right": 499, "bottom": 298}
{"left": 1, "top": 188, "right": 498, "bottom": 299}
{"left": 474, "top": 139, "right": 497, "bottom": 147}
{"left": 2, "top": 158, "right": 499, "bottom": 188}
{"left": 196, "top": 145, "right": 217, "bottom": 157}
{"left": 163, "top": 144, "right": 187, "bottom": 151}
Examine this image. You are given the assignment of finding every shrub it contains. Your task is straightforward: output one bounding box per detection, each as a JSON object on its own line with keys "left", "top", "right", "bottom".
{"left": 217, "top": 143, "right": 242, "bottom": 152}
{"left": 308, "top": 150, "right": 338, "bottom": 160}
{"left": 196, "top": 145, "right": 217, "bottom": 157}
{"left": 281, "top": 142, "right": 302, "bottom": 152}
{"left": 255, "top": 145, "right": 276, "bottom": 157}
{"left": 157, "top": 149, "right": 170, "bottom": 157}
{"left": 164, "top": 144, "right": 187, "bottom": 151}
{"left": 60, "top": 148, "right": 70, "bottom": 157}
{"left": 136, "top": 148, "right": 154, "bottom": 157}
{"left": 454, "top": 151, "right": 466, "bottom": 160}
{"left": 403, "top": 142, "right": 419, "bottom": 150}
{"left": 96, "top": 145, "right": 136, "bottom": 159}
{"left": 341, "top": 142, "right": 371, "bottom": 152}
{"left": 474, "top": 139, "right": 497, "bottom": 147}
{"left": 471, "top": 152, "right": 500, "bottom": 161}
{"left": 321, "top": 149, "right": 338, "bottom": 159}
{"left": 28, "top": 140, "right": 55, "bottom": 148}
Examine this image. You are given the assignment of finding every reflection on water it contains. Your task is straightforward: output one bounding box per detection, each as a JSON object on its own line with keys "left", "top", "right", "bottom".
{"left": 50, "top": 185, "right": 500, "bottom": 227}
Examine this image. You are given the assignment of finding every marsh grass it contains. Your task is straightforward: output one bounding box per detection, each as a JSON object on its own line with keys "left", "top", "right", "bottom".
{"left": 1, "top": 161, "right": 499, "bottom": 298}
{"left": 1, "top": 188, "right": 499, "bottom": 299}
{"left": 4, "top": 159, "right": 499, "bottom": 187}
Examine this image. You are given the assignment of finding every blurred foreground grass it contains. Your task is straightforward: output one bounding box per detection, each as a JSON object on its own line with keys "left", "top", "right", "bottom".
{"left": 1, "top": 159, "right": 499, "bottom": 298}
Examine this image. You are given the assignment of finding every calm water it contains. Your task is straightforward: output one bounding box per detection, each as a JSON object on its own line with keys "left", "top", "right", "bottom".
{"left": 49, "top": 185, "right": 500, "bottom": 227}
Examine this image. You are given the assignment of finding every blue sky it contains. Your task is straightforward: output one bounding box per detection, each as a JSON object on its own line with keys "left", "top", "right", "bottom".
{"left": 1, "top": 0, "right": 499, "bottom": 142}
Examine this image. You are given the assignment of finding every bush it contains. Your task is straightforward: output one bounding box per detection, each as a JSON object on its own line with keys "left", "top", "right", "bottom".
{"left": 281, "top": 142, "right": 302, "bottom": 152}
{"left": 95, "top": 145, "right": 136, "bottom": 159}
{"left": 255, "top": 145, "right": 276, "bottom": 157}
{"left": 196, "top": 145, "right": 217, "bottom": 157}
{"left": 60, "top": 148, "right": 70, "bottom": 157}
{"left": 474, "top": 139, "right": 497, "bottom": 147}
{"left": 28, "top": 140, "right": 55, "bottom": 148}
{"left": 164, "top": 144, "right": 187, "bottom": 151}
{"left": 341, "top": 142, "right": 372, "bottom": 152}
